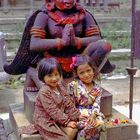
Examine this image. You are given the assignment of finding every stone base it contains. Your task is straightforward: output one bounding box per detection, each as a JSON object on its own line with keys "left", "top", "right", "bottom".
{"left": 0, "top": 71, "right": 10, "bottom": 83}
{"left": 3, "top": 119, "right": 19, "bottom": 140}
{"left": 105, "top": 109, "right": 138, "bottom": 140}
{"left": 9, "top": 103, "right": 42, "bottom": 140}
{"left": 100, "top": 88, "right": 112, "bottom": 117}
{"left": 9, "top": 103, "right": 138, "bottom": 140}
{"left": 24, "top": 88, "right": 112, "bottom": 123}
{"left": 24, "top": 91, "right": 38, "bottom": 123}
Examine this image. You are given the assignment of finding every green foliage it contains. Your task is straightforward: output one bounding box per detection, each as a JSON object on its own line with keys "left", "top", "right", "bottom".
{"left": 12, "top": 22, "right": 24, "bottom": 40}
{"left": 0, "top": 75, "right": 24, "bottom": 90}
{"left": 101, "top": 20, "right": 131, "bottom": 49}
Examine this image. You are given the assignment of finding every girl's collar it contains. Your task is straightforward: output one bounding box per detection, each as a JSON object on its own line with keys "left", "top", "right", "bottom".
{"left": 76, "top": 78, "right": 95, "bottom": 85}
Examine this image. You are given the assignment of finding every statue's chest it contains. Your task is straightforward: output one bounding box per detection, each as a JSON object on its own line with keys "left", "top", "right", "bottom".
{"left": 47, "top": 18, "right": 84, "bottom": 38}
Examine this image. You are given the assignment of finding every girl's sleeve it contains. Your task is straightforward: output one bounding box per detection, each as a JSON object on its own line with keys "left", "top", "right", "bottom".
{"left": 39, "top": 87, "right": 70, "bottom": 126}
{"left": 95, "top": 86, "right": 102, "bottom": 103}
{"left": 67, "top": 81, "right": 78, "bottom": 104}
{"left": 60, "top": 84, "right": 80, "bottom": 121}
{"left": 92, "top": 85, "right": 102, "bottom": 110}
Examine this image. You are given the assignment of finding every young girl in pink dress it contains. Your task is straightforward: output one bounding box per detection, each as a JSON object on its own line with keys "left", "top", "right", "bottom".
{"left": 33, "top": 58, "right": 80, "bottom": 140}
{"left": 68, "top": 55, "right": 106, "bottom": 140}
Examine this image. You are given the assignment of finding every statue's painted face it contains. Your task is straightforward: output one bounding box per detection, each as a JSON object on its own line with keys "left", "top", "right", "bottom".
{"left": 55, "top": 0, "right": 76, "bottom": 10}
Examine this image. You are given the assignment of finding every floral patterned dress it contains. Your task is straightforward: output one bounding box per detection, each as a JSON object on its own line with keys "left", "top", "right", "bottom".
{"left": 68, "top": 79, "right": 106, "bottom": 140}
{"left": 33, "top": 83, "right": 80, "bottom": 140}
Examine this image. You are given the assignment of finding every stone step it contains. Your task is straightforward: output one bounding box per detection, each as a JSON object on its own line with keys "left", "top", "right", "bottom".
{"left": 9, "top": 103, "right": 138, "bottom": 140}
{"left": 105, "top": 109, "right": 138, "bottom": 140}
{"left": 24, "top": 88, "right": 112, "bottom": 123}
{"left": 9, "top": 103, "right": 42, "bottom": 140}
{"left": 100, "top": 88, "right": 112, "bottom": 116}
{"left": 3, "top": 119, "right": 17, "bottom": 140}
{"left": 24, "top": 91, "right": 38, "bottom": 123}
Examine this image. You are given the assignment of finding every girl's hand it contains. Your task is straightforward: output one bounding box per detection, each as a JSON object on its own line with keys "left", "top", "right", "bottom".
{"left": 67, "top": 121, "right": 77, "bottom": 129}
{"left": 79, "top": 114, "right": 89, "bottom": 120}
{"left": 90, "top": 88, "right": 101, "bottom": 97}
{"left": 87, "top": 116, "right": 94, "bottom": 125}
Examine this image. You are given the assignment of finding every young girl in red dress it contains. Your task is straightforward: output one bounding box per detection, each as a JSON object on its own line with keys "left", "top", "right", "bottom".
{"left": 33, "top": 58, "right": 80, "bottom": 140}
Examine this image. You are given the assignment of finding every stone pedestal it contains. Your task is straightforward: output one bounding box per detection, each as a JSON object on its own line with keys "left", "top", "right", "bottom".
{"left": 9, "top": 103, "right": 42, "bottom": 140}
{"left": 105, "top": 109, "right": 138, "bottom": 140}
{"left": 24, "top": 88, "right": 112, "bottom": 123}
{"left": 7, "top": 75, "right": 138, "bottom": 140}
{"left": 9, "top": 103, "right": 138, "bottom": 140}
{"left": 100, "top": 88, "right": 112, "bottom": 116}
{"left": 24, "top": 91, "right": 38, "bottom": 123}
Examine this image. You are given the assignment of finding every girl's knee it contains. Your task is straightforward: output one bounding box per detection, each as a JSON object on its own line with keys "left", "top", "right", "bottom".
{"left": 63, "top": 127, "right": 78, "bottom": 140}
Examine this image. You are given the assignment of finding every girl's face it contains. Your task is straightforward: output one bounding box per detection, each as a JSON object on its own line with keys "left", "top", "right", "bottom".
{"left": 55, "top": 0, "right": 76, "bottom": 10}
{"left": 44, "top": 68, "right": 61, "bottom": 89}
{"left": 77, "top": 63, "right": 95, "bottom": 84}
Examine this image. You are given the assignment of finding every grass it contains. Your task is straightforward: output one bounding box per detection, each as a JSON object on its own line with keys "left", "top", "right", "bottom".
{"left": 0, "top": 75, "right": 24, "bottom": 90}
{"left": 100, "top": 20, "right": 131, "bottom": 49}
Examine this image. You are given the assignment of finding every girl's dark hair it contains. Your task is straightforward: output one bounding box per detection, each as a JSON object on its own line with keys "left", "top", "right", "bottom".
{"left": 38, "top": 58, "right": 62, "bottom": 82}
{"left": 71, "top": 55, "right": 99, "bottom": 79}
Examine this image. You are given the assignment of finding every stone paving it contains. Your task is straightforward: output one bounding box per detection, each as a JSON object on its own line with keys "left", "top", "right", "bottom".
{"left": 0, "top": 118, "right": 7, "bottom": 140}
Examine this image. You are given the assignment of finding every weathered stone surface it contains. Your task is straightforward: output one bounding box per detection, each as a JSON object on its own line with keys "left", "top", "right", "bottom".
{"left": 0, "top": 118, "right": 7, "bottom": 140}
{"left": 100, "top": 88, "right": 112, "bottom": 117}
{"left": 0, "top": 32, "right": 6, "bottom": 72}
{"left": 9, "top": 103, "right": 139, "bottom": 140}
{"left": 106, "top": 109, "right": 138, "bottom": 140}
{"left": 3, "top": 119, "right": 16, "bottom": 140}
{"left": 24, "top": 91, "right": 38, "bottom": 123}
{"left": 9, "top": 103, "right": 28, "bottom": 140}
{"left": 24, "top": 88, "right": 112, "bottom": 123}
{"left": 9, "top": 103, "right": 42, "bottom": 140}
{"left": 0, "top": 135, "right": 8, "bottom": 140}
{"left": 0, "top": 72, "right": 10, "bottom": 83}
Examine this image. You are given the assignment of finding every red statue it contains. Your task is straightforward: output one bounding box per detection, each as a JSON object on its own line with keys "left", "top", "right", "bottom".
{"left": 4, "top": 0, "right": 115, "bottom": 91}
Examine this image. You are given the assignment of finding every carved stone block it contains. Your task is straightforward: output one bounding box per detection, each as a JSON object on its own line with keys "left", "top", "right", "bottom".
{"left": 100, "top": 88, "right": 112, "bottom": 117}
{"left": 24, "top": 91, "right": 38, "bottom": 123}
{"left": 0, "top": 32, "right": 6, "bottom": 72}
